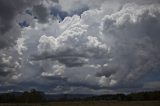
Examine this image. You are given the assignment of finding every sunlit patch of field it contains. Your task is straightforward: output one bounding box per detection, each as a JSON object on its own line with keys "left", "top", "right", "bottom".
{"left": 0, "top": 101, "right": 160, "bottom": 106}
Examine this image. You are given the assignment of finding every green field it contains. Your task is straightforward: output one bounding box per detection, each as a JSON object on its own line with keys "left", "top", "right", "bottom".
{"left": 0, "top": 101, "right": 160, "bottom": 106}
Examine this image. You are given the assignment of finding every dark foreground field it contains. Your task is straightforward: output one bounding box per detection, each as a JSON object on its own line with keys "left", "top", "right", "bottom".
{"left": 0, "top": 101, "right": 160, "bottom": 106}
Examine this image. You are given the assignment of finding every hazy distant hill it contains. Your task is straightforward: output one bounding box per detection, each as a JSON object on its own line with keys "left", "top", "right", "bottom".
{"left": 0, "top": 90, "right": 160, "bottom": 103}
{"left": 45, "top": 94, "right": 94, "bottom": 101}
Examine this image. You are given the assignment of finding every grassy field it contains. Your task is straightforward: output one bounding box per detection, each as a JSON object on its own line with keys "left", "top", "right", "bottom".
{"left": 0, "top": 101, "right": 160, "bottom": 106}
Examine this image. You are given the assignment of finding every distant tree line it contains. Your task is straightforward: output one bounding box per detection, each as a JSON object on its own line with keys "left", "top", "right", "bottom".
{"left": 86, "top": 91, "right": 160, "bottom": 101}
{"left": 0, "top": 89, "right": 45, "bottom": 103}
{"left": 0, "top": 90, "right": 160, "bottom": 103}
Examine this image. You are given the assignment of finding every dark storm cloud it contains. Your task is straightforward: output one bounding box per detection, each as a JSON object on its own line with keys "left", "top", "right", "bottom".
{"left": 51, "top": 0, "right": 59, "bottom": 3}
{"left": 0, "top": 68, "right": 11, "bottom": 77}
{"left": 96, "top": 64, "right": 117, "bottom": 77}
{"left": 31, "top": 53, "right": 87, "bottom": 67}
{"left": 42, "top": 75, "right": 67, "bottom": 81}
{"left": 50, "top": 2, "right": 89, "bottom": 21}
{"left": 50, "top": 5, "right": 68, "bottom": 20}
{"left": 0, "top": 0, "right": 39, "bottom": 49}
{"left": 0, "top": 0, "right": 39, "bottom": 32}
{"left": 0, "top": 0, "right": 59, "bottom": 49}
{"left": 57, "top": 57, "right": 86, "bottom": 67}
{"left": 0, "top": 58, "right": 14, "bottom": 77}
{"left": 33, "top": 4, "right": 49, "bottom": 23}
{"left": 41, "top": 74, "right": 102, "bottom": 91}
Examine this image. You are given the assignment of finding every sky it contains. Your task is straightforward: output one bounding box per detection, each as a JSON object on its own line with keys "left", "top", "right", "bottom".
{"left": 0, "top": 0, "right": 160, "bottom": 94}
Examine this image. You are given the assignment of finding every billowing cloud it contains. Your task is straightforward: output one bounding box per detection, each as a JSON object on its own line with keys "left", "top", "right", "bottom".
{"left": 0, "top": 48, "right": 22, "bottom": 85}
{"left": 0, "top": 0, "right": 58, "bottom": 90}
{"left": 100, "top": 3, "right": 160, "bottom": 87}
{"left": 0, "top": 0, "right": 160, "bottom": 94}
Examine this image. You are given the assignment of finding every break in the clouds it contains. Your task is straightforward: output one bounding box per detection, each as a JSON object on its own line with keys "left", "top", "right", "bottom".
{"left": 0, "top": 0, "right": 160, "bottom": 94}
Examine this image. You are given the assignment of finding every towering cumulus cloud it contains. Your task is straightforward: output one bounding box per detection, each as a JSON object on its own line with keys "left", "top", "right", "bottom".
{"left": 0, "top": 0, "right": 160, "bottom": 94}
{"left": 100, "top": 3, "right": 160, "bottom": 89}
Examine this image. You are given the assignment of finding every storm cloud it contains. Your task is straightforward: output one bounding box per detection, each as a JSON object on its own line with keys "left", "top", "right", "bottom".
{"left": 0, "top": 0, "right": 160, "bottom": 94}
{"left": 0, "top": 0, "right": 57, "bottom": 49}
{"left": 0, "top": 0, "right": 39, "bottom": 49}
